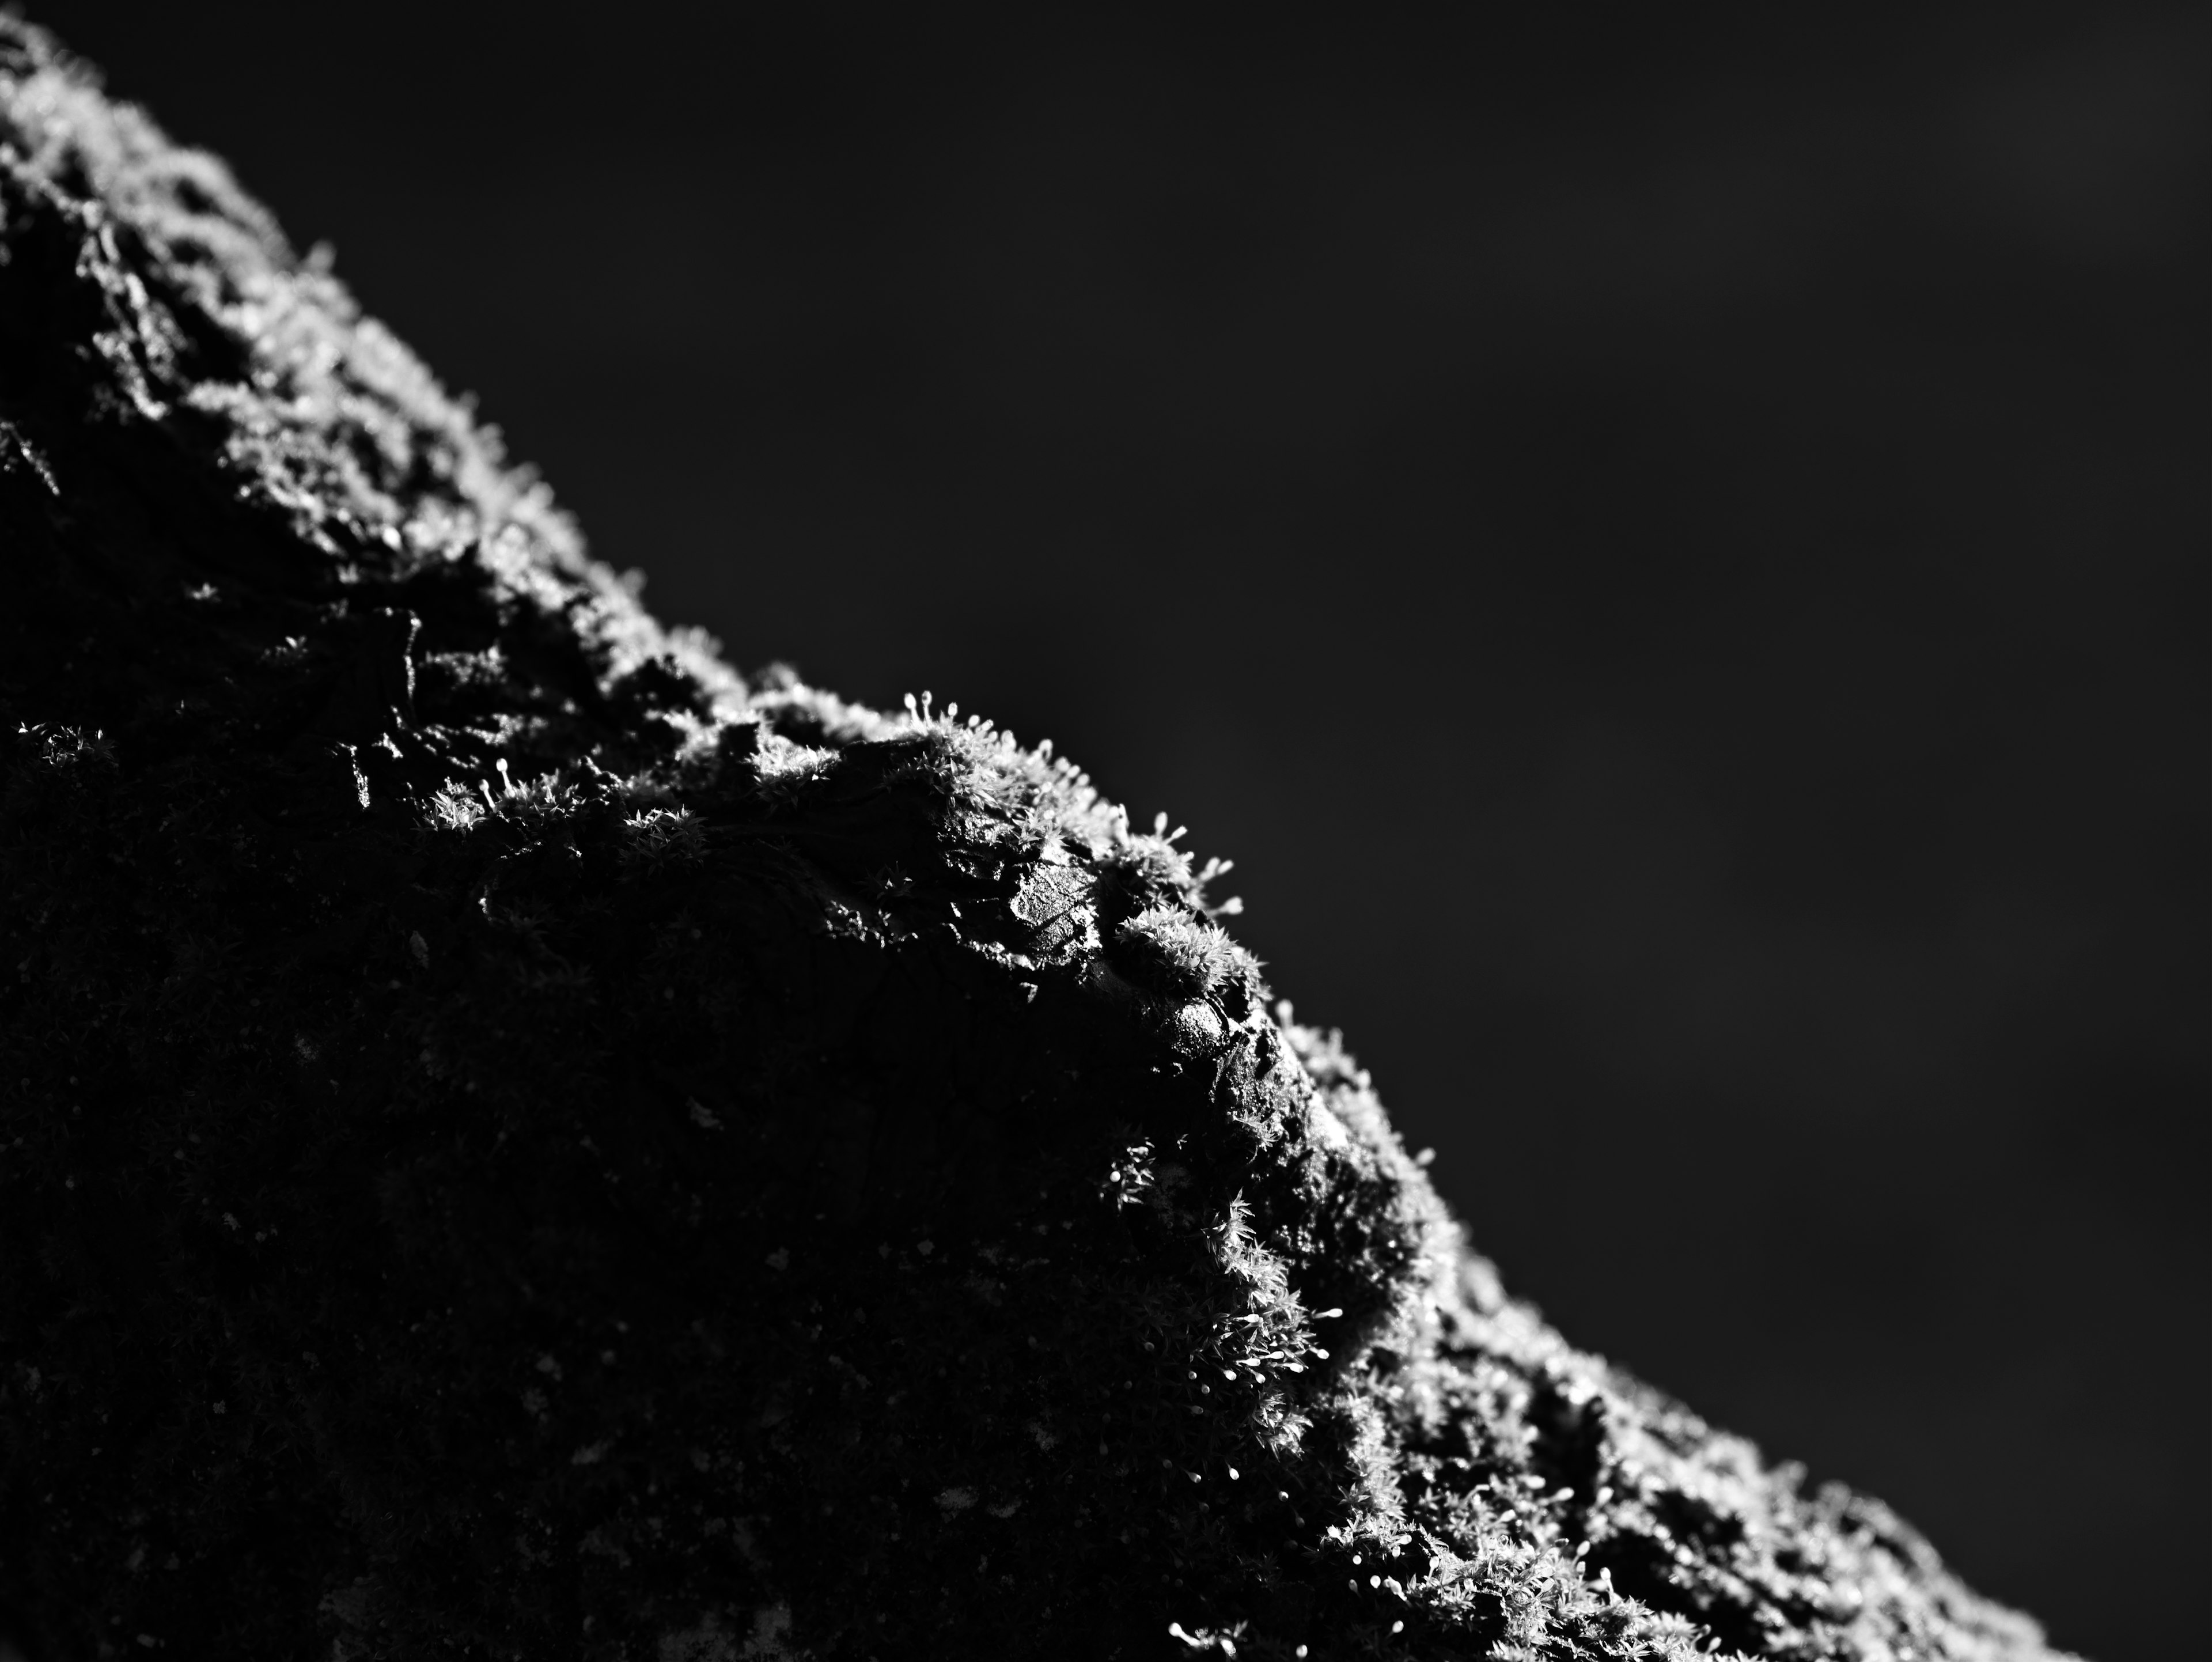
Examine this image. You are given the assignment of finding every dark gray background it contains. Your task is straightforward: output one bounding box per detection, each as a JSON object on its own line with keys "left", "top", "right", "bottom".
{"left": 31, "top": 5, "right": 2206, "bottom": 1657}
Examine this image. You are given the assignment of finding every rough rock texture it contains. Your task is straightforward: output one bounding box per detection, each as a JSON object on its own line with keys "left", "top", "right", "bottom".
{"left": 0, "top": 21, "right": 2077, "bottom": 1662}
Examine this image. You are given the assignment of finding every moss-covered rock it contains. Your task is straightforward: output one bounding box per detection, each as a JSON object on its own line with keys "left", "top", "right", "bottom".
{"left": 0, "top": 18, "right": 2075, "bottom": 1661}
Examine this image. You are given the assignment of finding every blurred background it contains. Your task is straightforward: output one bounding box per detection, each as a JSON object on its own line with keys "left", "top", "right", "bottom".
{"left": 32, "top": 3, "right": 2206, "bottom": 1655}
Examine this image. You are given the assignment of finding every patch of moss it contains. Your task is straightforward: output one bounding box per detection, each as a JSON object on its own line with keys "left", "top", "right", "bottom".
{"left": 0, "top": 17, "right": 2073, "bottom": 1661}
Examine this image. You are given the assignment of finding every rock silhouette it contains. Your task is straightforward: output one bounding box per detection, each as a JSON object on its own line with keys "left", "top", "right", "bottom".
{"left": 0, "top": 18, "right": 2075, "bottom": 1661}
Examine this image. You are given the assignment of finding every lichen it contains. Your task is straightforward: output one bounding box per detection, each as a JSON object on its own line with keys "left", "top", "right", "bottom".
{"left": 0, "top": 17, "right": 2074, "bottom": 1662}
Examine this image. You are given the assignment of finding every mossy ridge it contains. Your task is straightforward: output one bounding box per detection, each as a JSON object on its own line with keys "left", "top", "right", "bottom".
{"left": 0, "top": 17, "right": 2070, "bottom": 1662}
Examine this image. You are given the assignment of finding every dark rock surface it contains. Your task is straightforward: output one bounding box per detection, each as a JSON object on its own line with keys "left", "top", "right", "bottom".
{"left": 0, "top": 20, "right": 2077, "bottom": 1661}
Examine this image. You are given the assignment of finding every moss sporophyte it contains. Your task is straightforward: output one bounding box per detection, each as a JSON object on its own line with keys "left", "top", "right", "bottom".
{"left": 0, "top": 16, "right": 2077, "bottom": 1662}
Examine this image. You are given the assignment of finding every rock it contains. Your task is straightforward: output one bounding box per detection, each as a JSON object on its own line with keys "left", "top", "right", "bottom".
{"left": 0, "top": 17, "right": 2075, "bottom": 1661}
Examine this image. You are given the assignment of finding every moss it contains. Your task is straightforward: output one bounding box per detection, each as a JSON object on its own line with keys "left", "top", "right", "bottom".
{"left": 0, "top": 17, "right": 2073, "bottom": 1662}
